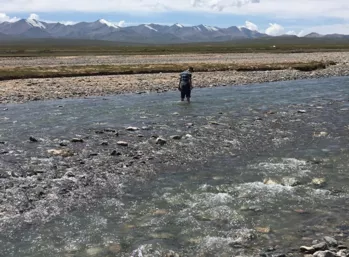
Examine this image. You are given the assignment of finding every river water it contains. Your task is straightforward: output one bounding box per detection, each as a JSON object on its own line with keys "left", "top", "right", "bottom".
{"left": 1, "top": 77, "right": 349, "bottom": 257}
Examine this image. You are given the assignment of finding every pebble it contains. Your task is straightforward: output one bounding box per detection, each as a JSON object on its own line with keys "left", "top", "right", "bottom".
{"left": 281, "top": 177, "right": 301, "bottom": 187}
{"left": 110, "top": 150, "right": 122, "bottom": 156}
{"left": 156, "top": 137, "right": 167, "bottom": 145}
{"left": 170, "top": 135, "right": 182, "bottom": 140}
{"left": 47, "top": 149, "right": 74, "bottom": 157}
{"left": 107, "top": 243, "right": 121, "bottom": 253}
{"left": 263, "top": 178, "right": 280, "bottom": 185}
{"left": 29, "top": 136, "right": 39, "bottom": 142}
{"left": 324, "top": 236, "right": 338, "bottom": 247}
{"left": 86, "top": 247, "right": 103, "bottom": 256}
{"left": 117, "top": 141, "right": 128, "bottom": 146}
{"left": 71, "top": 138, "right": 84, "bottom": 143}
{"left": 300, "top": 246, "right": 316, "bottom": 254}
{"left": 141, "top": 126, "right": 151, "bottom": 130}
{"left": 126, "top": 126, "right": 139, "bottom": 131}
{"left": 312, "top": 178, "right": 327, "bottom": 187}
{"left": 298, "top": 110, "right": 307, "bottom": 113}
{"left": 184, "top": 134, "right": 193, "bottom": 139}
{"left": 101, "top": 141, "right": 108, "bottom": 146}
{"left": 313, "top": 250, "right": 337, "bottom": 257}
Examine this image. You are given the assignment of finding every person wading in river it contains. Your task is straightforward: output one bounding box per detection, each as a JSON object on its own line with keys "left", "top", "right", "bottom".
{"left": 178, "top": 66, "right": 194, "bottom": 103}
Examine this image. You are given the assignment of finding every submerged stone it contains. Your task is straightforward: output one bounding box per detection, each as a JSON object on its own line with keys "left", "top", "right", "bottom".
{"left": 86, "top": 247, "right": 103, "bottom": 256}
{"left": 281, "top": 177, "right": 301, "bottom": 187}
{"left": 312, "top": 178, "right": 327, "bottom": 187}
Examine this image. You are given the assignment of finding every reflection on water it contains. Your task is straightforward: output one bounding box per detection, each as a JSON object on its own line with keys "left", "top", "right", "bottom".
{"left": 1, "top": 76, "right": 349, "bottom": 256}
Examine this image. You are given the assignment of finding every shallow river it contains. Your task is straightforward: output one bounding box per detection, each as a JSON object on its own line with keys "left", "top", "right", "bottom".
{"left": 1, "top": 76, "right": 349, "bottom": 257}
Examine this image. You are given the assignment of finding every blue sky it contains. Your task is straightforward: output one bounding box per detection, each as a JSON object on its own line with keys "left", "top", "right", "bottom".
{"left": 1, "top": 0, "right": 349, "bottom": 35}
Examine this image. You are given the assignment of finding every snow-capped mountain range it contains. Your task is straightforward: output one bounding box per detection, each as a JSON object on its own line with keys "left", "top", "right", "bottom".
{"left": 0, "top": 18, "right": 347, "bottom": 43}
{"left": 0, "top": 18, "right": 267, "bottom": 43}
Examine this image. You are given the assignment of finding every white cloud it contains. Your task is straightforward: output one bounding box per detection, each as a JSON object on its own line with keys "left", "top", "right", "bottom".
{"left": 0, "top": 0, "right": 259, "bottom": 13}
{"left": 0, "top": 0, "right": 348, "bottom": 20}
{"left": 28, "top": 13, "right": 40, "bottom": 20}
{"left": 117, "top": 20, "right": 126, "bottom": 27}
{"left": 244, "top": 20, "right": 258, "bottom": 31}
{"left": 265, "top": 23, "right": 285, "bottom": 36}
{"left": 0, "top": 13, "right": 19, "bottom": 23}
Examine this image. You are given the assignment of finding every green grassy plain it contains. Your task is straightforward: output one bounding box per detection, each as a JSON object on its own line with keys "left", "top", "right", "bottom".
{"left": 0, "top": 37, "right": 349, "bottom": 56}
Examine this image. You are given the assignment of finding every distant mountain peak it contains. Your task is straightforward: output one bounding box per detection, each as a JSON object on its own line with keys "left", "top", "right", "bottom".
{"left": 25, "top": 18, "right": 46, "bottom": 29}
{"left": 144, "top": 24, "right": 158, "bottom": 32}
{"left": 98, "top": 19, "right": 119, "bottom": 28}
{"left": 174, "top": 23, "right": 184, "bottom": 28}
{"left": 304, "top": 32, "right": 323, "bottom": 38}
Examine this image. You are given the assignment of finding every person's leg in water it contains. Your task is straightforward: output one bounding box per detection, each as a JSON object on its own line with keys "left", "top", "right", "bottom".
{"left": 186, "top": 87, "right": 191, "bottom": 103}
{"left": 180, "top": 88, "right": 185, "bottom": 101}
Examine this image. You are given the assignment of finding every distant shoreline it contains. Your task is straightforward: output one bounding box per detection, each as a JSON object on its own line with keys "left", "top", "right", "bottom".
{"left": 0, "top": 52, "right": 348, "bottom": 104}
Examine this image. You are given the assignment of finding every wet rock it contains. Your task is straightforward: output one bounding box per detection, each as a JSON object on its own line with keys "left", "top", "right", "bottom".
{"left": 314, "top": 131, "right": 328, "bottom": 137}
{"left": 170, "top": 135, "right": 182, "bottom": 140}
{"left": 47, "top": 149, "right": 74, "bottom": 157}
{"left": 71, "top": 138, "right": 84, "bottom": 143}
{"left": 337, "top": 249, "right": 348, "bottom": 257}
{"left": 263, "top": 178, "right": 280, "bottom": 185}
{"left": 150, "top": 232, "right": 174, "bottom": 239}
{"left": 110, "top": 151, "right": 122, "bottom": 156}
{"left": 300, "top": 246, "right": 316, "bottom": 254}
{"left": 0, "top": 170, "right": 10, "bottom": 178}
{"left": 313, "top": 242, "right": 329, "bottom": 251}
{"left": 164, "top": 250, "right": 180, "bottom": 257}
{"left": 64, "top": 171, "right": 75, "bottom": 178}
{"left": 324, "top": 236, "right": 338, "bottom": 247}
{"left": 256, "top": 227, "right": 271, "bottom": 234}
{"left": 59, "top": 141, "right": 68, "bottom": 146}
{"left": 281, "top": 177, "right": 301, "bottom": 187}
{"left": 126, "top": 126, "right": 139, "bottom": 131}
{"left": 240, "top": 205, "right": 263, "bottom": 212}
{"left": 117, "top": 141, "right": 128, "bottom": 146}
{"left": 153, "top": 209, "right": 168, "bottom": 215}
{"left": 86, "top": 247, "right": 103, "bottom": 256}
{"left": 104, "top": 129, "right": 116, "bottom": 133}
{"left": 29, "top": 136, "right": 39, "bottom": 142}
{"left": 0, "top": 150, "right": 9, "bottom": 155}
{"left": 313, "top": 250, "right": 337, "bottom": 257}
{"left": 312, "top": 178, "right": 327, "bottom": 187}
{"left": 107, "top": 243, "right": 121, "bottom": 254}
{"left": 338, "top": 245, "right": 348, "bottom": 250}
{"left": 184, "top": 134, "right": 193, "bottom": 139}
{"left": 156, "top": 137, "right": 167, "bottom": 145}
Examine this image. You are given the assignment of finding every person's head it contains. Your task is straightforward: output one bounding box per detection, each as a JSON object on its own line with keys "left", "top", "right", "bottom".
{"left": 188, "top": 66, "right": 194, "bottom": 72}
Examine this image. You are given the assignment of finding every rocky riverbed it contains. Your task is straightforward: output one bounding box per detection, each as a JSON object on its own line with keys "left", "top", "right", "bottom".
{"left": 1, "top": 76, "right": 349, "bottom": 256}
{"left": 1, "top": 52, "right": 349, "bottom": 104}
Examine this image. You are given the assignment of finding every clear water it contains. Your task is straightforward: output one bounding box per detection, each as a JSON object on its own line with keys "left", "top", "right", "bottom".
{"left": 1, "top": 77, "right": 349, "bottom": 257}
